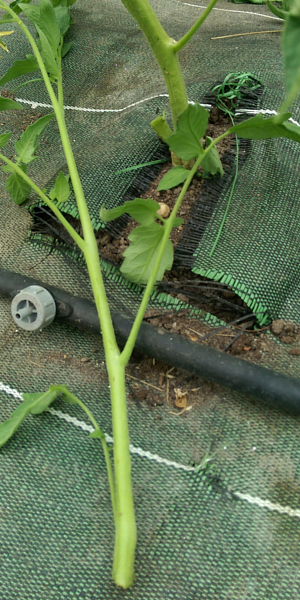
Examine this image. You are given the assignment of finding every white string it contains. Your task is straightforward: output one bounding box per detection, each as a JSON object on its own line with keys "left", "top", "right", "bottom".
{"left": 1, "top": 380, "right": 300, "bottom": 518}
{"left": 15, "top": 96, "right": 211, "bottom": 113}
{"left": 181, "top": 1, "right": 282, "bottom": 21}
{"left": 15, "top": 93, "right": 170, "bottom": 113}
{"left": 15, "top": 96, "right": 300, "bottom": 127}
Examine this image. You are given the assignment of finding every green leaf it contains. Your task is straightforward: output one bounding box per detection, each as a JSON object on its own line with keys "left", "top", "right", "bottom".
{"left": 48, "top": 171, "right": 70, "bottom": 203}
{"left": 38, "top": 0, "right": 61, "bottom": 53}
{"left": 61, "top": 41, "right": 73, "bottom": 57}
{"left": 90, "top": 428, "right": 105, "bottom": 440}
{"left": 0, "top": 55, "right": 39, "bottom": 87}
{"left": 5, "top": 165, "right": 31, "bottom": 205}
{"left": 18, "top": 3, "right": 41, "bottom": 26}
{"left": 229, "top": 112, "right": 300, "bottom": 142}
{"left": 100, "top": 197, "right": 160, "bottom": 226}
{"left": 166, "top": 104, "right": 208, "bottom": 161}
{"left": 157, "top": 166, "right": 189, "bottom": 191}
{"left": 0, "top": 14, "right": 14, "bottom": 23}
{"left": 0, "top": 132, "right": 12, "bottom": 148}
{"left": 266, "top": 0, "right": 288, "bottom": 18}
{"left": 54, "top": 5, "right": 71, "bottom": 36}
{"left": 9, "top": 0, "right": 32, "bottom": 15}
{"left": 1, "top": 164, "right": 15, "bottom": 174}
{"left": 173, "top": 217, "right": 184, "bottom": 227}
{"left": 201, "top": 136, "right": 224, "bottom": 177}
{"left": 25, "top": 390, "right": 58, "bottom": 414}
{"left": 283, "top": 13, "right": 300, "bottom": 95}
{"left": 121, "top": 223, "right": 173, "bottom": 284}
{"left": 0, "top": 389, "right": 58, "bottom": 447}
{"left": 15, "top": 113, "right": 54, "bottom": 164}
{"left": 0, "top": 97, "right": 23, "bottom": 111}
{"left": 37, "top": 26, "right": 59, "bottom": 78}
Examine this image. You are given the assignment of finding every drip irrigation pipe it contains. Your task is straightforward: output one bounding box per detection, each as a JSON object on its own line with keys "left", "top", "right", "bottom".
{"left": 1, "top": 267, "right": 300, "bottom": 414}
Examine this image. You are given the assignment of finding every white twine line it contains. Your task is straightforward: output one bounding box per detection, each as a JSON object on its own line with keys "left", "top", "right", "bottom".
{"left": 1, "top": 381, "right": 300, "bottom": 518}
{"left": 15, "top": 93, "right": 170, "bottom": 113}
{"left": 182, "top": 2, "right": 282, "bottom": 21}
{"left": 15, "top": 96, "right": 211, "bottom": 113}
{"left": 0, "top": 381, "right": 23, "bottom": 400}
{"left": 15, "top": 96, "right": 299, "bottom": 127}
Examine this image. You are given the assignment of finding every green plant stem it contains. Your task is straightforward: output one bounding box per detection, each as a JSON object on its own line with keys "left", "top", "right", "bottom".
{"left": 119, "top": 129, "right": 229, "bottom": 367}
{"left": 3, "top": 7, "right": 137, "bottom": 587}
{"left": 5, "top": 6, "right": 117, "bottom": 351}
{"left": 120, "top": 0, "right": 189, "bottom": 128}
{"left": 109, "top": 364, "right": 137, "bottom": 588}
{"left": 49, "top": 385, "right": 117, "bottom": 527}
{"left": 172, "top": 0, "right": 220, "bottom": 53}
{"left": 0, "top": 154, "right": 85, "bottom": 251}
{"left": 11, "top": 77, "right": 44, "bottom": 92}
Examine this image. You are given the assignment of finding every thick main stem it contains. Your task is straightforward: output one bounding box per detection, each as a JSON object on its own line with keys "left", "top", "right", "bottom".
{"left": 120, "top": 0, "right": 188, "bottom": 128}
{"left": 109, "top": 362, "right": 137, "bottom": 588}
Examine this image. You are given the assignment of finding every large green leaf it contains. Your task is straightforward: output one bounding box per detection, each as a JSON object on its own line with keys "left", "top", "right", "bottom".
{"left": 157, "top": 166, "right": 189, "bottom": 191}
{"left": 0, "top": 132, "right": 12, "bottom": 148}
{"left": 0, "top": 97, "right": 23, "bottom": 111}
{"left": 38, "top": 0, "right": 61, "bottom": 53}
{"left": 0, "top": 390, "right": 57, "bottom": 447}
{"left": 0, "top": 55, "right": 39, "bottom": 86}
{"left": 121, "top": 223, "right": 173, "bottom": 284}
{"left": 166, "top": 104, "right": 208, "bottom": 161}
{"left": 229, "top": 112, "right": 300, "bottom": 142}
{"left": 283, "top": 12, "right": 300, "bottom": 95}
{"left": 15, "top": 113, "right": 54, "bottom": 164}
{"left": 5, "top": 165, "right": 31, "bottom": 205}
{"left": 54, "top": 5, "right": 71, "bottom": 36}
{"left": 49, "top": 171, "right": 70, "bottom": 203}
{"left": 37, "top": 26, "right": 59, "bottom": 78}
{"left": 18, "top": 2, "right": 41, "bottom": 26}
{"left": 201, "top": 136, "right": 224, "bottom": 177}
{"left": 100, "top": 197, "right": 160, "bottom": 226}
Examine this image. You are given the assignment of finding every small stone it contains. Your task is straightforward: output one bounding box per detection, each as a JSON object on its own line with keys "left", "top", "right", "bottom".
{"left": 289, "top": 348, "right": 300, "bottom": 356}
{"left": 81, "top": 357, "right": 89, "bottom": 363}
{"left": 157, "top": 202, "right": 170, "bottom": 218}
{"left": 271, "top": 319, "right": 284, "bottom": 335}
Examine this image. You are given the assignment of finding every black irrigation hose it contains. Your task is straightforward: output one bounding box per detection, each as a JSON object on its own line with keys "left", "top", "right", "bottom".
{"left": 1, "top": 267, "right": 300, "bottom": 414}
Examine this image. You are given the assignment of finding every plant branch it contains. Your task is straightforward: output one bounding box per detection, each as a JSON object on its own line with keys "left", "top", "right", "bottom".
{"left": 0, "top": 154, "right": 86, "bottom": 251}
{"left": 11, "top": 78, "right": 44, "bottom": 92}
{"left": 119, "top": 130, "right": 230, "bottom": 366}
{"left": 49, "top": 385, "right": 117, "bottom": 527}
{"left": 3, "top": 3, "right": 118, "bottom": 352}
{"left": 172, "top": 0, "right": 220, "bottom": 53}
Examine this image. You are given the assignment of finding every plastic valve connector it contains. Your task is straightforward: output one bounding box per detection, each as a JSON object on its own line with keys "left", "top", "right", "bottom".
{"left": 11, "top": 285, "right": 56, "bottom": 332}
